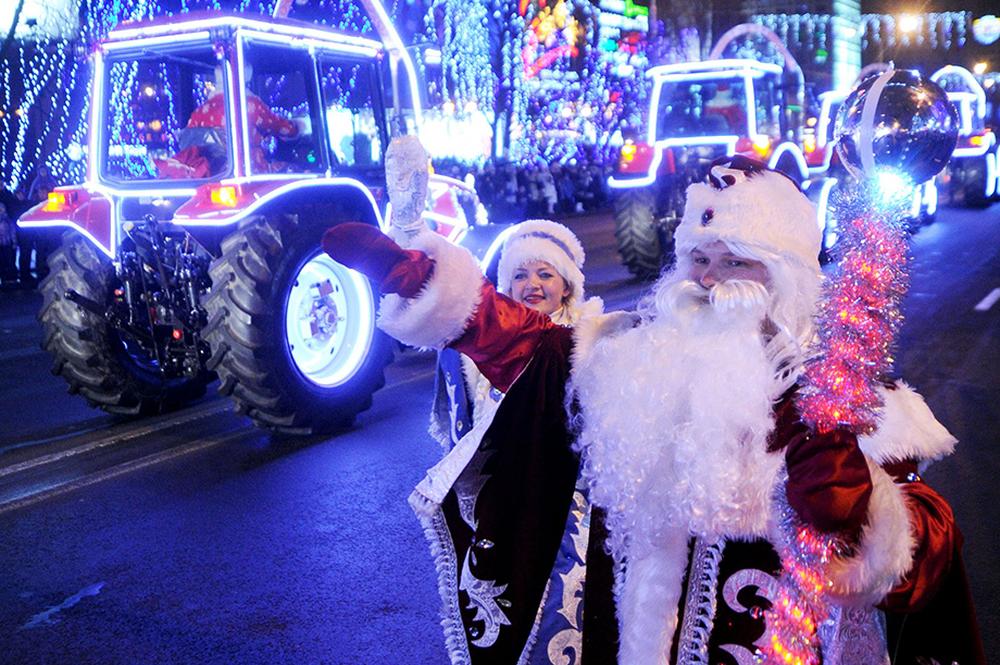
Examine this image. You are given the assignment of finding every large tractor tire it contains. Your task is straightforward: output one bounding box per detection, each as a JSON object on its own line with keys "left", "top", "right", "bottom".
{"left": 613, "top": 187, "right": 662, "bottom": 279}
{"left": 203, "top": 216, "right": 393, "bottom": 434}
{"left": 39, "top": 234, "right": 210, "bottom": 415}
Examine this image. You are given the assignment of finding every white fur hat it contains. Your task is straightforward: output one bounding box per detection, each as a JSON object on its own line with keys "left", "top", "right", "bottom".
{"left": 675, "top": 157, "right": 821, "bottom": 272}
{"left": 497, "top": 219, "right": 586, "bottom": 306}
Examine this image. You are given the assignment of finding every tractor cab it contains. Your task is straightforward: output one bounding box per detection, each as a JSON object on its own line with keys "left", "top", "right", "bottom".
{"left": 931, "top": 65, "right": 996, "bottom": 157}
{"left": 101, "top": 29, "right": 356, "bottom": 184}
{"left": 929, "top": 65, "right": 999, "bottom": 205}
{"left": 608, "top": 58, "right": 810, "bottom": 277}
{"left": 650, "top": 61, "right": 784, "bottom": 143}
{"left": 612, "top": 59, "right": 806, "bottom": 188}
{"left": 23, "top": 13, "right": 487, "bottom": 256}
{"left": 22, "top": 13, "right": 398, "bottom": 257}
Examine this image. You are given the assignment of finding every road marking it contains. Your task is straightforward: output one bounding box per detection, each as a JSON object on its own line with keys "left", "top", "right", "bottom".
{"left": 0, "top": 429, "right": 248, "bottom": 514}
{"left": 0, "top": 400, "right": 230, "bottom": 478}
{"left": 974, "top": 288, "right": 1000, "bottom": 312}
{"left": 3, "top": 360, "right": 433, "bottom": 476}
{"left": 0, "top": 365, "right": 436, "bottom": 511}
{"left": 21, "top": 582, "right": 106, "bottom": 629}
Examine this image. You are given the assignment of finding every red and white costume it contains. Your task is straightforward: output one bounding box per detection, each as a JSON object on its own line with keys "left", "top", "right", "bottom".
{"left": 320, "top": 160, "right": 984, "bottom": 663}
{"left": 158, "top": 91, "right": 298, "bottom": 178}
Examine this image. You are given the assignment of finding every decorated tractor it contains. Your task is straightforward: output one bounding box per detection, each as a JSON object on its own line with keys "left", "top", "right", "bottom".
{"left": 930, "top": 65, "right": 999, "bottom": 207}
{"left": 18, "top": 12, "right": 499, "bottom": 434}
{"left": 608, "top": 57, "right": 812, "bottom": 277}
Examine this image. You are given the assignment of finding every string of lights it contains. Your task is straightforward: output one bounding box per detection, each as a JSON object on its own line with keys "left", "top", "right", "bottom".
{"left": 862, "top": 12, "right": 968, "bottom": 51}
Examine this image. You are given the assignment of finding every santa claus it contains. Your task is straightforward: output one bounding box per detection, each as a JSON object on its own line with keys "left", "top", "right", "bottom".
{"left": 321, "top": 155, "right": 984, "bottom": 664}
{"left": 570, "top": 157, "right": 983, "bottom": 663}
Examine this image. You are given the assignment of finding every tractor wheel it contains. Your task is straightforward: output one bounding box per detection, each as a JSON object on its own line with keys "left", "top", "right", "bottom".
{"left": 613, "top": 188, "right": 662, "bottom": 279}
{"left": 203, "top": 216, "right": 393, "bottom": 434}
{"left": 958, "top": 158, "right": 991, "bottom": 208}
{"left": 39, "top": 233, "right": 210, "bottom": 415}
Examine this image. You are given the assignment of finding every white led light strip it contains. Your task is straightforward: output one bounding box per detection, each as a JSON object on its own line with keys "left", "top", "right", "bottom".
{"left": 102, "top": 31, "right": 212, "bottom": 52}
{"left": 647, "top": 59, "right": 782, "bottom": 78}
{"left": 109, "top": 16, "right": 381, "bottom": 52}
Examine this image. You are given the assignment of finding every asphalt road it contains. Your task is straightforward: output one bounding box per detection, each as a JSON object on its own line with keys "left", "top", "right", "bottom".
{"left": 0, "top": 204, "right": 997, "bottom": 663}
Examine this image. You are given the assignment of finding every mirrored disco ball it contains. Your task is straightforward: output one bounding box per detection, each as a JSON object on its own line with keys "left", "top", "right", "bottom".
{"left": 835, "top": 68, "right": 958, "bottom": 184}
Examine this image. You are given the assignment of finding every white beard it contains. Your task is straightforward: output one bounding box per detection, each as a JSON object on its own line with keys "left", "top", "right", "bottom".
{"left": 572, "top": 278, "right": 785, "bottom": 563}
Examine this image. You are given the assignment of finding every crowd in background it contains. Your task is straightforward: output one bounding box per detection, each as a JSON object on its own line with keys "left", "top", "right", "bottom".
{"left": 0, "top": 166, "right": 57, "bottom": 291}
{"left": 435, "top": 157, "right": 615, "bottom": 223}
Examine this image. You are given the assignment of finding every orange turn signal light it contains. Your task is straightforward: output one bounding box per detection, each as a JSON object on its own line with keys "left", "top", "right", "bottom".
{"left": 43, "top": 191, "right": 68, "bottom": 212}
{"left": 620, "top": 142, "right": 638, "bottom": 162}
{"left": 210, "top": 185, "right": 239, "bottom": 207}
{"left": 751, "top": 135, "right": 771, "bottom": 157}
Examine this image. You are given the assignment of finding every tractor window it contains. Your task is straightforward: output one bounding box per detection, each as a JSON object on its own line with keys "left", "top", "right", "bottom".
{"left": 242, "top": 42, "right": 325, "bottom": 175}
{"left": 655, "top": 77, "right": 751, "bottom": 140}
{"left": 103, "top": 47, "right": 231, "bottom": 182}
{"left": 379, "top": 57, "right": 420, "bottom": 137}
{"left": 319, "top": 58, "right": 386, "bottom": 171}
{"left": 753, "top": 75, "right": 783, "bottom": 139}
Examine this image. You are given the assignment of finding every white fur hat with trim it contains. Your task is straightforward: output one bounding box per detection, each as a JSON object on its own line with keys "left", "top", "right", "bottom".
{"left": 497, "top": 219, "right": 586, "bottom": 306}
{"left": 675, "top": 156, "right": 821, "bottom": 272}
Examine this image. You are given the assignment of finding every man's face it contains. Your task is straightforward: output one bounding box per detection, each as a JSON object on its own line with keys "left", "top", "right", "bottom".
{"left": 688, "top": 240, "right": 769, "bottom": 290}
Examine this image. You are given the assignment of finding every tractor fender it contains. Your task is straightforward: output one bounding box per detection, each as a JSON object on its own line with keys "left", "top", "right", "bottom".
{"left": 172, "top": 177, "right": 385, "bottom": 232}
{"left": 16, "top": 186, "right": 115, "bottom": 258}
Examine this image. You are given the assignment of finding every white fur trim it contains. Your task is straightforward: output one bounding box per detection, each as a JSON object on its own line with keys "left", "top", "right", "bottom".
{"left": 569, "top": 309, "right": 641, "bottom": 372}
{"left": 459, "top": 353, "right": 480, "bottom": 395}
{"left": 497, "top": 219, "right": 586, "bottom": 307}
{"left": 377, "top": 231, "right": 484, "bottom": 349}
{"left": 675, "top": 170, "right": 820, "bottom": 272}
{"left": 427, "top": 410, "right": 452, "bottom": 453}
{"left": 550, "top": 295, "right": 605, "bottom": 327}
{"left": 617, "top": 529, "right": 690, "bottom": 665}
{"left": 827, "top": 462, "right": 915, "bottom": 603}
{"left": 408, "top": 491, "right": 473, "bottom": 664}
{"left": 858, "top": 381, "right": 957, "bottom": 466}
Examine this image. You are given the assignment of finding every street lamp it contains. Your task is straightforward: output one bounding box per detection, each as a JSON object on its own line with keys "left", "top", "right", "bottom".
{"left": 973, "top": 62, "right": 988, "bottom": 75}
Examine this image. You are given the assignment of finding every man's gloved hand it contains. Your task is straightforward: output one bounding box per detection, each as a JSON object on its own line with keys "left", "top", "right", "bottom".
{"left": 322, "top": 222, "right": 433, "bottom": 297}
{"left": 784, "top": 426, "right": 872, "bottom": 535}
